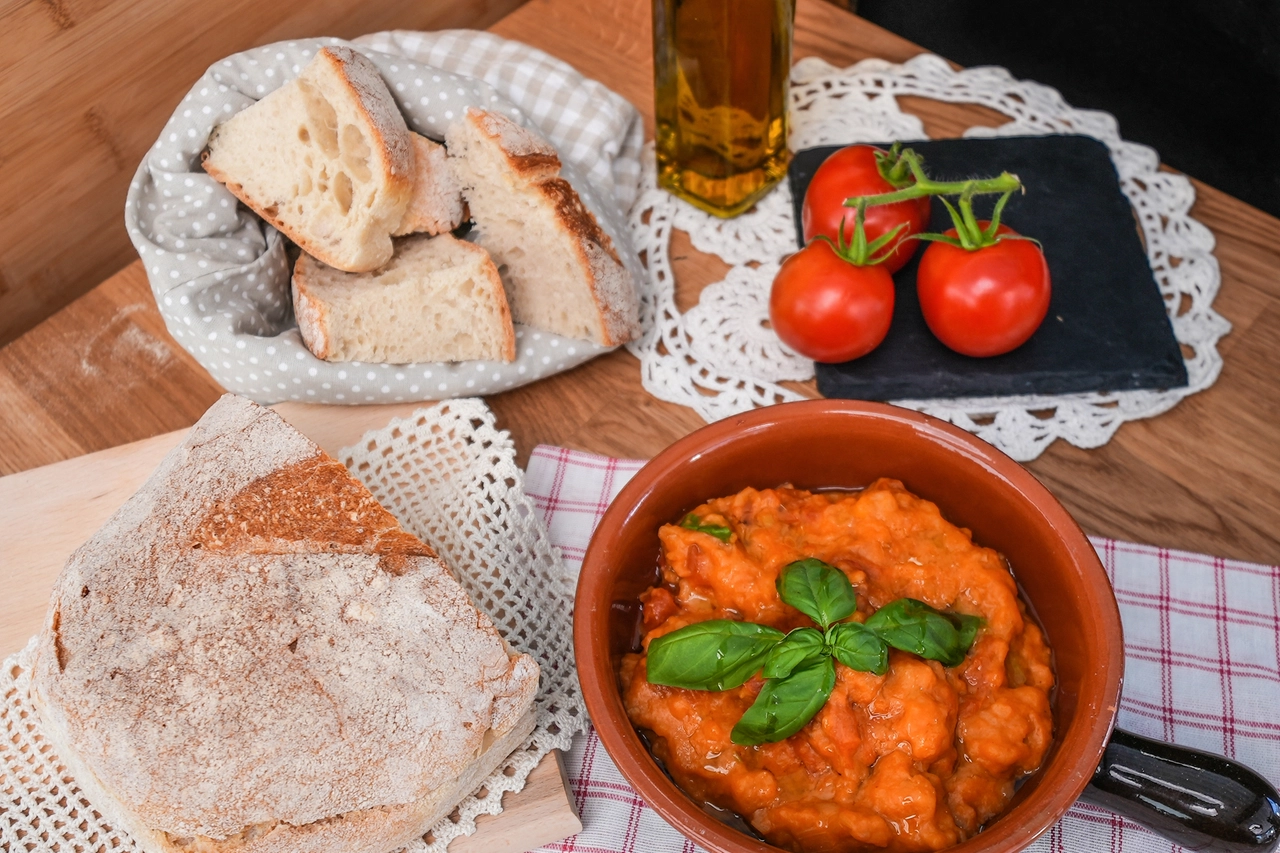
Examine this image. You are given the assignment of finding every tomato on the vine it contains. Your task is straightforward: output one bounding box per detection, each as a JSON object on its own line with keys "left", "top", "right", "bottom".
{"left": 916, "top": 224, "right": 1051, "bottom": 357}
{"left": 802, "top": 144, "right": 932, "bottom": 273}
{"left": 792, "top": 150, "right": 1043, "bottom": 361}
{"left": 769, "top": 239, "right": 895, "bottom": 363}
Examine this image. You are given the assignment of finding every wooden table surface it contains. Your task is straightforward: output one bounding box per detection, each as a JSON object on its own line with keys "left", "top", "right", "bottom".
{"left": 2, "top": 0, "right": 1278, "bottom": 580}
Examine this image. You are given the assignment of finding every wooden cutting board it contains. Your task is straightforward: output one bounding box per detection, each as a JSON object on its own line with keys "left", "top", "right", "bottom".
{"left": 0, "top": 401, "right": 581, "bottom": 853}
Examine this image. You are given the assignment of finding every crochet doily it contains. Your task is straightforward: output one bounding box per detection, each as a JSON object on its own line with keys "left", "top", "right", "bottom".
{"left": 0, "top": 399, "right": 585, "bottom": 853}
{"left": 628, "top": 53, "right": 1231, "bottom": 461}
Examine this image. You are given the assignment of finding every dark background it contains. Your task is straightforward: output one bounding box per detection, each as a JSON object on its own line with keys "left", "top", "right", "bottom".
{"left": 855, "top": 0, "right": 1280, "bottom": 219}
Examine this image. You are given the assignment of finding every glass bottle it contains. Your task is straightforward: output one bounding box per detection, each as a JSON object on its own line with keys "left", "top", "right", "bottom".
{"left": 652, "top": 0, "right": 795, "bottom": 218}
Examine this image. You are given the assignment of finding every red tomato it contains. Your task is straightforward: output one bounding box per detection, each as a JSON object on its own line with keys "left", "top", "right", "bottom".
{"left": 916, "top": 224, "right": 1051, "bottom": 357}
{"left": 769, "top": 240, "right": 895, "bottom": 363}
{"left": 802, "top": 145, "right": 932, "bottom": 273}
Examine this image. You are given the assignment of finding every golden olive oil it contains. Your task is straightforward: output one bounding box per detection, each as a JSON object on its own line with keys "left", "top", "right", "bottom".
{"left": 653, "top": 0, "right": 795, "bottom": 217}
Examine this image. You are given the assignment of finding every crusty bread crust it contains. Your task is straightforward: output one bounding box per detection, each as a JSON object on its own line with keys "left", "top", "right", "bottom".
{"left": 534, "top": 178, "right": 637, "bottom": 345}
{"left": 202, "top": 46, "right": 413, "bottom": 272}
{"left": 465, "top": 109, "right": 562, "bottom": 183}
{"left": 292, "top": 235, "right": 517, "bottom": 364}
{"left": 30, "top": 395, "right": 539, "bottom": 853}
{"left": 536, "top": 177, "right": 619, "bottom": 264}
{"left": 319, "top": 46, "right": 413, "bottom": 180}
{"left": 448, "top": 108, "right": 640, "bottom": 346}
{"left": 291, "top": 266, "right": 334, "bottom": 359}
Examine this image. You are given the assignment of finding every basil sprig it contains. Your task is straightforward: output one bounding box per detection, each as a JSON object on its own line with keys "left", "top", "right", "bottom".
{"left": 645, "top": 559, "right": 983, "bottom": 744}
{"left": 828, "top": 621, "right": 889, "bottom": 675}
{"left": 733, "top": 657, "right": 835, "bottom": 745}
{"left": 863, "top": 598, "right": 984, "bottom": 668}
{"left": 762, "top": 627, "right": 825, "bottom": 679}
{"left": 679, "top": 513, "right": 734, "bottom": 543}
{"left": 647, "top": 620, "right": 785, "bottom": 690}
{"left": 776, "top": 557, "right": 856, "bottom": 626}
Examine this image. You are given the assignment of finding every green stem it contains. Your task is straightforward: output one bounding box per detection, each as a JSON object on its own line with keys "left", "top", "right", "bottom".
{"left": 958, "top": 190, "right": 983, "bottom": 247}
{"left": 847, "top": 150, "right": 1023, "bottom": 209}
{"left": 936, "top": 197, "right": 971, "bottom": 249}
{"left": 875, "top": 142, "right": 914, "bottom": 188}
{"left": 814, "top": 199, "right": 907, "bottom": 266}
{"left": 901, "top": 149, "right": 932, "bottom": 186}
{"left": 851, "top": 200, "right": 869, "bottom": 260}
{"left": 984, "top": 189, "right": 1014, "bottom": 241}
{"left": 913, "top": 185, "right": 1025, "bottom": 252}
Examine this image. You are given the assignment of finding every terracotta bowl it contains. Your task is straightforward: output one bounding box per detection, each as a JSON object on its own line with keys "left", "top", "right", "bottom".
{"left": 574, "top": 399, "right": 1124, "bottom": 853}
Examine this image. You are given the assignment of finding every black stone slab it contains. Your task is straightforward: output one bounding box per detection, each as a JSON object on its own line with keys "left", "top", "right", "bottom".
{"left": 787, "top": 136, "right": 1188, "bottom": 400}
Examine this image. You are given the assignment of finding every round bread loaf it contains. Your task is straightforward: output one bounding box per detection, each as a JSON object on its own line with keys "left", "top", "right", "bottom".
{"left": 30, "top": 395, "right": 539, "bottom": 853}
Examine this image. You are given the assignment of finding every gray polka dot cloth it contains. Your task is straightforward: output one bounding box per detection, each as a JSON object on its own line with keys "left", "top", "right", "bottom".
{"left": 124, "top": 31, "right": 645, "bottom": 405}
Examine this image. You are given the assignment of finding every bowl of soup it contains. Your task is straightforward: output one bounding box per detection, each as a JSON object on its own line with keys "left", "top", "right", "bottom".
{"left": 573, "top": 400, "right": 1124, "bottom": 853}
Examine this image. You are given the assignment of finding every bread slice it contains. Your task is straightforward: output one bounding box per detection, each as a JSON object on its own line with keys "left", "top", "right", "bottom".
{"left": 292, "top": 233, "right": 516, "bottom": 364}
{"left": 202, "top": 46, "right": 413, "bottom": 272}
{"left": 446, "top": 108, "right": 640, "bottom": 346}
{"left": 394, "top": 133, "right": 466, "bottom": 236}
{"left": 30, "top": 395, "right": 539, "bottom": 853}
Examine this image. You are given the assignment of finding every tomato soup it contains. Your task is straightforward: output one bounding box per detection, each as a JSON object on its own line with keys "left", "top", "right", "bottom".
{"left": 620, "top": 479, "right": 1055, "bottom": 852}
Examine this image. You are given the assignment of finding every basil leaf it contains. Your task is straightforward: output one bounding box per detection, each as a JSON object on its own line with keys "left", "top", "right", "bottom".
{"left": 776, "top": 559, "right": 857, "bottom": 629}
{"left": 828, "top": 621, "right": 889, "bottom": 675}
{"left": 647, "top": 620, "right": 785, "bottom": 690}
{"left": 762, "top": 627, "right": 825, "bottom": 679}
{"left": 954, "top": 613, "right": 984, "bottom": 650}
{"left": 864, "top": 598, "right": 973, "bottom": 667}
{"left": 680, "top": 513, "right": 733, "bottom": 543}
{"left": 731, "top": 657, "right": 836, "bottom": 745}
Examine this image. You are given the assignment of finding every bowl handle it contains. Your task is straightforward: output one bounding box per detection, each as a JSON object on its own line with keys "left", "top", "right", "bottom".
{"left": 1082, "top": 727, "right": 1280, "bottom": 852}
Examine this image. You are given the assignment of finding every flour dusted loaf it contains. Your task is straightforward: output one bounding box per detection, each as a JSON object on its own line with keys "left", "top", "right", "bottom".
{"left": 293, "top": 233, "right": 516, "bottom": 364}
{"left": 446, "top": 108, "right": 640, "bottom": 346}
{"left": 30, "top": 394, "right": 539, "bottom": 853}
{"left": 202, "top": 46, "right": 414, "bottom": 272}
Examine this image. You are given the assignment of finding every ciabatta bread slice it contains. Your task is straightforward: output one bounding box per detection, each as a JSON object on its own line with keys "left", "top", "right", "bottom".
{"left": 394, "top": 133, "right": 466, "bottom": 236}
{"left": 202, "top": 46, "right": 413, "bottom": 272}
{"left": 30, "top": 395, "right": 539, "bottom": 853}
{"left": 446, "top": 108, "right": 640, "bottom": 346}
{"left": 293, "top": 233, "right": 515, "bottom": 364}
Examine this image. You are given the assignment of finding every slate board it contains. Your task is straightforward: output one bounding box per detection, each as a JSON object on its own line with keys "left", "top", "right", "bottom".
{"left": 787, "top": 136, "right": 1188, "bottom": 400}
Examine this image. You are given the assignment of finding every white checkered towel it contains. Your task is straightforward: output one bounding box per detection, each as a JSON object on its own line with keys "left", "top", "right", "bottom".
{"left": 523, "top": 445, "right": 1280, "bottom": 853}
{"left": 356, "top": 30, "right": 643, "bottom": 211}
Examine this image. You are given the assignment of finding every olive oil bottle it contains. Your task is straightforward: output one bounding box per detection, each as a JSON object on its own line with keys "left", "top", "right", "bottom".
{"left": 652, "top": 0, "right": 795, "bottom": 217}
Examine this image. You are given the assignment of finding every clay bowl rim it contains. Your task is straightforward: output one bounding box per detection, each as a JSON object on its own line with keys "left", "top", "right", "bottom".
{"left": 573, "top": 399, "right": 1124, "bottom": 853}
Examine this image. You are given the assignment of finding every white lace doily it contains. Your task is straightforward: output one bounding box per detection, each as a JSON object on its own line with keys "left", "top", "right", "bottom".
{"left": 628, "top": 53, "right": 1231, "bottom": 461}
{"left": 0, "top": 400, "right": 585, "bottom": 853}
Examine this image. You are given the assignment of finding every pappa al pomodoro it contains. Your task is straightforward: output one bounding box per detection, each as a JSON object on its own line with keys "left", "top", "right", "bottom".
{"left": 620, "top": 479, "right": 1055, "bottom": 852}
